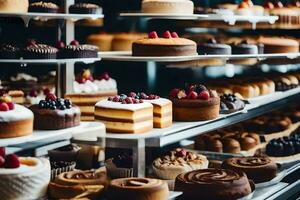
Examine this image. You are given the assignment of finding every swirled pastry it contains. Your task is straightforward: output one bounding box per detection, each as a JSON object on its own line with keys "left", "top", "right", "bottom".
{"left": 108, "top": 177, "right": 169, "bottom": 200}
{"left": 175, "top": 168, "right": 252, "bottom": 200}
{"left": 222, "top": 156, "right": 277, "bottom": 183}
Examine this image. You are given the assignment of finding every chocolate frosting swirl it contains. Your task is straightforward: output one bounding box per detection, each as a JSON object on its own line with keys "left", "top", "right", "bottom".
{"left": 232, "top": 157, "right": 271, "bottom": 167}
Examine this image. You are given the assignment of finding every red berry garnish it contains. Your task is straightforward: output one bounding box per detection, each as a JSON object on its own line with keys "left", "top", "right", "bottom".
{"left": 188, "top": 85, "right": 196, "bottom": 92}
{"left": 77, "top": 78, "right": 86, "bottom": 84}
{"left": 125, "top": 97, "right": 133, "bottom": 104}
{"left": 4, "top": 154, "right": 20, "bottom": 169}
{"left": 198, "top": 90, "right": 210, "bottom": 100}
{"left": 112, "top": 96, "right": 120, "bottom": 102}
{"left": 46, "top": 93, "right": 57, "bottom": 101}
{"left": 0, "top": 156, "right": 5, "bottom": 168}
{"left": 188, "top": 91, "right": 198, "bottom": 99}
{"left": 139, "top": 99, "right": 144, "bottom": 103}
{"left": 175, "top": 149, "right": 187, "bottom": 157}
{"left": 133, "top": 99, "right": 139, "bottom": 104}
{"left": 163, "top": 31, "right": 172, "bottom": 39}
{"left": 70, "top": 40, "right": 79, "bottom": 46}
{"left": 43, "top": 88, "right": 50, "bottom": 95}
{"left": 264, "top": 1, "right": 274, "bottom": 9}
{"left": 148, "top": 94, "right": 157, "bottom": 100}
{"left": 98, "top": 72, "right": 110, "bottom": 81}
{"left": 7, "top": 102, "right": 14, "bottom": 110}
{"left": 29, "top": 89, "right": 38, "bottom": 97}
{"left": 171, "top": 32, "right": 179, "bottom": 38}
{"left": 170, "top": 88, "right": 180, "bottom": 98}
{"left": 0, "top": 102, "right": 9, "bottom": 111}
{"left": 148, "top": 31, "right": 158, "bottom": 39}
{"left": 274, "top": 1, "right": 283, "bottom": 8}
{"left": 177, "top": 90, "right": 187, "bottom": 99}
{"left": 0, "top": 147, "right": 5, "bottom": 158}
{"left": 128, "top": 92, "right": 137, "bottom": 98}
{"left": 55, "top": 41, "right": 65, "bottom": 49}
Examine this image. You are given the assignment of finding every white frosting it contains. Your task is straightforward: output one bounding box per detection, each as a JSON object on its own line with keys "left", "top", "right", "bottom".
{"left": 0, "top": 104, "right": 33, "bottom": 122}
{"left": 96, "top": 99, "right": 153, "bottom": 111}
{"left": 73, "top": 78, "right": 117, "bottom": 93}
{"left": 0, "top": 157, "right": 43, "bottom": 175}
{"left": 10, "top": 73, "right": 38, "bottom": 82}
{"left": 144, "top": 98, "right": 171, "bottom": 106}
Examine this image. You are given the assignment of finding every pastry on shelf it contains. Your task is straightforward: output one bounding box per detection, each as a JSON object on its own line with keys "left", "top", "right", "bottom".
{"left": 175, "top": 168, "right": 252, "bottom": 200}
{"left": 7, "top": 90, "right": 24, "bottom": 104}
{"left": 272, "top": 74, "right": 299, "bottom": 91}
{"left": 258, "top": 37, "right": 299, "bottom": 53}
{"left": 266, "top": 135, "right": 300, "bottom": 157}
{"left": 69, "top": 3, "right": 102, "bottom": 14}
{"left": 0, "top": 150, "right": 50, "bottom": 200}
{"left": 153, "top": 148, "right": 208, "bottom": 182}
{"left": 57, "top": 40, "right": 99, "bottom": 59}
{"left": 23, "top": 41, "right": 58, "bottom": 59}
{"left": 222, "top": 156, "right": 278, "bottom": 183}
{"left": 141, "top": 0, "right": 194, "bottom": 14}
{"left": 107, "top": 177, "right": 169, "bottom": 200}
{"left": 112, "top": 33, "right": 147, "bottom": 51}
{"left": 198, "top": 38, "right": 231, "bottom": 55}
{"left": 29, "top": 93, "right": 81, "bottom": 130}
{"left": 127, "top": 92, "right": 172, "bottom": 128}
{"left": 50, "top": 161, "right": 76, "bottom": 180}
{"left": 0, "top": 0, "right": 29, "bottom": 13}
{"left": 48, "top": 168, "right": 107, "bottom": 199}
{"left": 106, "top": 153, "right": 133, "bottom": 178}
{"left": 28, "top": 1, "right": 59, "bottom": 13}
{"left": 220, "top": 93, "right": 246, "bottom": 114}
{"left": 65, "top": 70, "right": 118, "bottom": 121}
{"left": 86, "top": 32, "right": 114, "bottom": 51}
{"left": 169, "top": 84, "right": 220, "bottom": 121}
{"left": 0, "top": 43, "right": 20, "bottom": 59}
{"left": 0, "top": 92, "right": 33, "bottom": 138}
{"left": 132, "top": 31, "right": 197, "bottom": 57}
{"left": 230, "top": 40, "right": 258, "bottom": 65}
{"left": 95, "top": 95, "right": 153, "bottom": 133}
{"left": 48, "top": 144, "right": 81, "bottom": 162}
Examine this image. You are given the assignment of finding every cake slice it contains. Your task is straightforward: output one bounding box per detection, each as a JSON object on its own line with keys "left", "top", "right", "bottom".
{"left": 95, "top": 96, "right": 153, "bottom": 134}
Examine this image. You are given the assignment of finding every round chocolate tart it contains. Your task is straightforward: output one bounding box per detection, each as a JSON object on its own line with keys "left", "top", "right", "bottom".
{"left": 69, "top": 3, "right": 102, "bottom": 14}
{"left": 28, "top": 1, "right": 59, "bottom": 13}
{"left": 59, "top": 44, "right": 98, "bottom": 59}
{"left": 0, "top": 44, "right": 20, "bottom": 59}
{"left": 22, "top": 44, "right": 58, "bottom": 59}
{"left": 198, "top": 39, "right": 231, "bottom": 55}
{"left": 175, "top": 168, "right": 252, "bottom": 200}
{"left": 222, "top": 156, "right": 278, "bottom": 183}
{"left": 29, "top": 93, "right": 80, "bottom": 130}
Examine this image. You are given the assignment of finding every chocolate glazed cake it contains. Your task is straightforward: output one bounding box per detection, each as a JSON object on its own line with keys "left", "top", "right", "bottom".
{"left": 22, "top": 44, "right": 58, "bottom": 59}
{"left": 60, "top": 44, "right": 98, "bottom": 59}
{"left": 28, "top": 2, "right": 59, "bottom": 13}
{"left": 198, "top": 39, "right": 231, "bottom": 55}
{"left": 69, "top": 3, "right": 102, "bottom": 14}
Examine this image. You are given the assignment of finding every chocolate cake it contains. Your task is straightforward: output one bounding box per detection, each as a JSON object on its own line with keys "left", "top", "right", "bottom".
{"left": 231, "top": 40, "right": 258, "bottom": 55}
{"left": 0, "top": 44, "right": 20, "bottom": 59}
{"left": 59, "top": 40, "right": 98, "bottom": 58}
{"left": 198, "top": 38, "right": 231, "bottom": 55}
{"left": 266, "top": 135, "right": 300, "bottom": 157}
{"left": 220, "top": 93, "right": 246, "bottom": 114}
{"left": 28, "top": 1, "right": 59, "bottom": 13}
{"left": 22, "top": 44, "right": 58, "bottom": 59}
{"left": 69, "top": 3, "right": 102, "bottom": 14}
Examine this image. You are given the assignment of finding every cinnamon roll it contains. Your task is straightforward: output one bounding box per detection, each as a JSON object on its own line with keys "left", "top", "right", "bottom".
{"left": 48, "top": 169, "right": 107, "bottom": 199}
{"left": 222, "top": 156, "right": 277, "bottom": 183}
{"left": 108, "top": 177, "right": 169, "bottom": 200}
{"left": 175, "top": 168, "right": 252, "bottom": 200}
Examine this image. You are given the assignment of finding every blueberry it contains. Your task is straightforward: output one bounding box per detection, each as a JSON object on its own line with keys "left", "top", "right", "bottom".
{"left": 59, "top": 105, "right": 66, "bottom": 110}
{"left": 66, "top": 104, "right": 72, "bottom": 109}
{"left": 50, "top": 105, "right": 57, "bottom": 110}
{"left": 64, "top": 99, "right": 72, "bottom": 106}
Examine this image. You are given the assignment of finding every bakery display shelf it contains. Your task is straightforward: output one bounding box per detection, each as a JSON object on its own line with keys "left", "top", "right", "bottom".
{"left": 168, "top": 191, "right": 182, "bottom": 200}
{"left": 0, "top": 57, "right": 101, "bottom": 64}
{"left": 0, "top": 121, "right": 105, "bottom": 147}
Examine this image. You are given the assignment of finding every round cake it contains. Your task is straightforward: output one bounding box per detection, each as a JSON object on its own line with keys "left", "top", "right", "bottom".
{"left": 28, "top": 1, "right": 59, "bottom": 13}
{"left": 108, "top": 177, "right": 169, "bottom": 200}
{"left": 198, "top": 38, "right": 232, "bottom": 55}
{"left": 175, "top": 168, "right": 253, "bottom": 200}
{"left": 170, "top": 84, "right": 220, "bottom": 121}
{"left": 0, "top": 93, "right": 33, "bottom": 139}
{"left": 132, "top": 31, "right": 197, "bottom": 57}
{"left": 0, "top": 154, "right": 50, "bottom": 200}
{"left": 222, "top": 156, "right": 278, "bottom": 183}
{"left": 86, "top": 33, "right": 114, "bottom": 51}
{"left": 58, "top": 40, "right": 98, "bottom": 59}
{"left": 69, "top": 3, "right": 102, "bottom": 14}
{"left": 0, "top": 0, "right": 28, "bottom": 13}
{"left": 141, "top": 0, "right": 194, "bottom": 14}
{"left": 22, "top": 43, "right": 58, "bottom": 59}
{"left": 258, "top": 37, "right": 299, "bottom": 53}
{"left": 29, "top": 93, "right": 81, "bottom": 130}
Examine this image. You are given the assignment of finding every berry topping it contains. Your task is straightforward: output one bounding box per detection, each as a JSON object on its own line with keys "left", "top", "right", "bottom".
{"left": 274, "top": 1, "right": 283, "bottom": 8}
{"left": 148, "top": 31, "right": 158, "bottom": 39}
{"left": 239, "top": 2, "right": 249, "bottom": 8}
{"left": 139, "top": 92, "right": 148, "bottom": 99}
{"left": 46, "top": 93, "right": 57, "bottom": 101}
{"left": 139, "top": 99, "right": 144, "bottom": 103}
{"left": 198, "top": 90, "right": 210, "bottom": 100}
{"left": 97, "top": 72, "right": 110, "bottom": 81}
{"left": 0, "top": 147, "right": 5, "bottom": 158}
{"left": 163, "top": 31, "right": 172, "bottom": 39}
{"left": 188, "top": 91, "right": 198, "bottom": 99}
{"left": 175, "top": 148, "right": 187, "bottom": 157}
{"left": 148, "top": 94, "right": 159, "bottom": 100}
{"left": 128, "top": 92, "right": 137, "bottom": 98}
{"left": 5, "top": 154, "right": 20, "bottom": 169}
{"left": 70, "top": 40, "right": 79, "bottom": 46}
{"left": 77, "top": 78, "right": 86, "bottom": 84}
{"left": 112, "top": 96, "right": 120, "bottom": 102}
{"left": 264, "top": 1, "right": 274, "bottom": 9}
{"left": 7, "top": 102, "right": 14, "bottom": 110}
{"left": 43, "top": 88, "right": 50, "bottom": 95}
{"left": 171, "top": 32, "right": 179, "bottom": 38}
{"left": 55, "top": 41, "right": 65, "bottom": 49}
{"left": 29, "top": 89, "right": 38, "bottom": 97}
{"left": 133, "top": 99, "right": 140, "bottom": 104}
{"left": 170, "top": 88, "right": 180, "bottom": 98}
{"left": 0, "top": 156, "right": 5, "bottom": 168}
{"left": 0, "top": 103, "right": 9, "bottom": 112}
{"left": 39, "top": 96, "right": 72, "bottom": 110}
{"left": 177, "top": 90, "right": 187, "bottom": 99}
{"left": 125, "top": 97, "right": 133, "bottom": 104}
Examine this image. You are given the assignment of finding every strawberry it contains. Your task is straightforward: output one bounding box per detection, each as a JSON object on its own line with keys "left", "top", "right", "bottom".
{"left": 0, "top": 102, "right": 9, "bottom": 111}
{"left": 4, "top": 154, "right": 20, "bottom": 169}
{"left": 148, "top": 31, "right": 158, "bottom": 39}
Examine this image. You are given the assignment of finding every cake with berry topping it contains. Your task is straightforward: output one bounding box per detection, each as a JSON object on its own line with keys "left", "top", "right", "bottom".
{"left": 169, "top": 84, "right": 220, "bottom": 121}
{"left": 127, "top": 92, "right": 172, "bottom": 128}
{"left": 95, "top": 96, "right": 153, "bottom": 133}
{"left": 141, "top": 0, "right": 194, "bottom": 14}
{"left": 69, "top": 3, "right": 102, "bottom": 14}
{"left": 235, "top": 0, "right": 264, "bottom": 16}
{"left": 132, "top": 31, "right": 197, "bottom": 57}
{"left": 28, "top": 1, "right": 59, "bottom": 13}
{"left": 0, "top": 0, "right": 28, "bottom": 13}
{"left": 57, "top": 40, "right": 98, "bottom": 59}
{"left": 0, "top": 92, "right": 33, "bottom": 138}
{"left": 29, "top": 93, "right": 80, "bottom": 130}
{"left": 25, "top": 88, "right": 53, "bottom": 106}
{"left": 65, "top": 69, "right": 118, "bottom": 121}
{"left": 22, "top": 41, "right": 58, "bottom": 59}
{"left": 0, "top": 149, "right": 50, "bottom": 200}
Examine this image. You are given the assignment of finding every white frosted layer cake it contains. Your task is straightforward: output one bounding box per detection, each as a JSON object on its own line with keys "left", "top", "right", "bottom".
{"left": 141, "top": 0, "right": 194, "bottom": 14}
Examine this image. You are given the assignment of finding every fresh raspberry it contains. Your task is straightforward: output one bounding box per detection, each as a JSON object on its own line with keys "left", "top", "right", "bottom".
{"left": 4, "top": 154, "right": 20, "bottom": 169}
{"left": 0, "top": 103, "right": 9, "bottom": 111}
{"left": 0, "top": 156, "right": 5, "bottom": 168}
{"left": 128, "top": 92, "right": 137, "bottom": 98}
{"left": 148, "top": 31, "right": 158, "bottom": 39}
{"left": 163, "top": 31, "right": 172, "bottom": 39}
{"left": 140, "top": 92, "right": 148, "bottom": 99}
{"left": 175, "top": 149, "right": 187, "bottom": 157}
{"left": 70, "top": 40, "right": 79, "bottom": 46}
{"left": 0, "top": 147, "right": 5, "bottom": 158}
{"left": 98, "top": 72, "right": 110, "bottom": 81}
{"left": 46, "top": 93, "right": 57, "bottom": 101}
{"left": 177, "top": 90, "right": 187, "bottom": 99}
{"left": 171, "top": 32, "right": 179, "bottom": 38}
{"left": 198, "top": 90, "right": 210, "bottom": 100}
{"left": 55, "top": 41, "right": 65, "bottom": 49}
{"left": 169, "top": 88, "right": 180, "bottom": 98}
{"left": 125, "top": 97, "right": 133, "bottom": 104}
{"left": 43, "top": 88, "right": 50, "bottom": 95}
{"left": 112, "top": 96, "right": 120, "bottom": 102}
{"left": 7, "top": 102, "right": 14, "bottom": 110}
{"left": 188, "top": 91, "right": 198, "bottom": 99}
{"left": 148, "top": 94, "right": 157, "bottom": 100}
{"left": 133, "top": 99, "right": 139, "bottom": 104}
{"left": 29, "top": 89, "right": 38, "bottom": 97}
